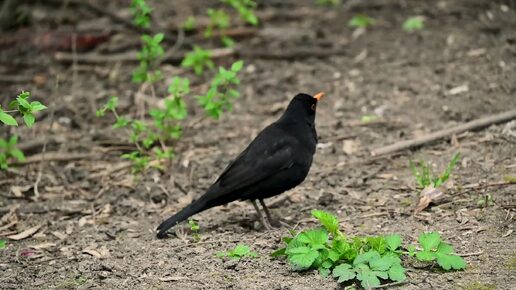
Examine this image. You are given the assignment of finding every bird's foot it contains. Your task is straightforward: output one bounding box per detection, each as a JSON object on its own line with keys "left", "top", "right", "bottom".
{"left": 258, "top": 217, "right": 274, "bottom": 230}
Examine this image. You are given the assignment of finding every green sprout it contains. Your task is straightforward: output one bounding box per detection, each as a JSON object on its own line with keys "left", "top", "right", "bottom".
{"left": 130, "top": 0, "right": 152, "bottom": 28}
{"left": 181, "top": 46, "right": 215, "bottom": 75}
{"left": 403, "top": 16, "right": 424, "bottom": 32}
{"left": 217, "top": 244, "right": 258, "bottom": 260}
{"left": 348, "top": 14, "right": 375, "bottom": 28}
{"left": 132, "top": 33, "right": 165, "bottom": 83}
{"left": 197, "top": 60, "right": 244, "bottom": 118}
{"left": 409, "top": 153, "right": 460, "bottom": 188}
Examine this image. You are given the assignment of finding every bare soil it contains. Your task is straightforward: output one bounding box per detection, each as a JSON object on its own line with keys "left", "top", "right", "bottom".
{"left": 1, "top": 0, "right": 515, "bottom": 289}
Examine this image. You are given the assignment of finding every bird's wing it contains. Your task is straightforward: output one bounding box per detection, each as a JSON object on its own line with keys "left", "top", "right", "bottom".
{"left": 213, "top": 129, "right": 296, "bottom": 195}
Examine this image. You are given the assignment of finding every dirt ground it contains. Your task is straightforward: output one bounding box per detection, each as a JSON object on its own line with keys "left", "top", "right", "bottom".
{"left": 1, "top": 0, "right": 515, "bottom": 289}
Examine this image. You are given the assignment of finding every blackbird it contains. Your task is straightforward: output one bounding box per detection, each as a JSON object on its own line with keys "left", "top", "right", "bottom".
{"left": 156, "top": 92, "right": 324, "bottom": 238}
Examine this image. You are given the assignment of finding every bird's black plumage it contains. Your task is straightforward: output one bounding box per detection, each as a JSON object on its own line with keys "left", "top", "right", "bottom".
{"left": 156, "top": 93, "right": 322, "bottom": 238}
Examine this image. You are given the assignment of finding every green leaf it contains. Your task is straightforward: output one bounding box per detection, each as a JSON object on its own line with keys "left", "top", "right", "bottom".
{"left": 9, "top": 148, "right": 25, "bottom": 162}
{"left": 153, "top": 33, "right": 164, "bottom": 43}
{"left": 231, "top": 244, "right": 250, "bottom": 257}
{"left": 0, "top": 111, "right": 18, "bottom": 126}
{"left": 297, "top": 229, "right": 328, "bottom": 247}
{"left": 354, "top": 250, "right": 380, "bottom": 266}
{"left": 0, "top": 239, "right": 5, "bottom": 249}
{"left": 332, "top": 263, "right": 355, "bottom": 283}
{"left": 356, "top": 267, "right": 381, "bottom": 288}
{"left": 348, "top": 14, "right": 374, "bottom": 28}
{"left": 231, "top": 60, "right": 244, "bottom": 72}
{"left": 271, "top": 247, "right": 286, "bottom": 257}
{"left": 113, "top": 117, "right": 130, "bottom": 129}
{"left": 435, "top": 253, "right": 467, "bottom": 270}
{"left": 388, "top": 263, "right": 406, "bottom": 281}
{"left": 369, "top": 256, "right": 393, "bottom": 271}
{"left": 437, "top": 242, "right": 454, "bottom": 254}
{"left": 416, "top": 250, "right": 435, "bottom": 261}
{"left": 30, "top": 101, "right": 47, "bottom": 112}
{"left": 16, "top": 95, "right": 31, "bottom": 109}
{"left": 23, "top": 113, "right": 35, "bottom": 127}
{"left": 385, "top": 234, "right": 402, "bottom": 251}
{"left": 287, "top": 246, "right": 319, "bottom": 269}
{"left": 403, "top": 16, "right": 424, "bottom": 32}
{"left": 419, "top": 232, "right": 441, "bottom": 251}
{"left": 311, "top": 210, "right": 340, "bottom": 236}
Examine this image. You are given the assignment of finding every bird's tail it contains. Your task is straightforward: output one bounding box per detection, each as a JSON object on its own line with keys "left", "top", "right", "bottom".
{"left": 156, "top": 196, "right": 208, "bottom": 239}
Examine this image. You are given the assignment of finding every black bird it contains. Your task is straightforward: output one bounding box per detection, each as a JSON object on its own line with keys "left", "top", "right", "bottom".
{"left": 156, "top": 92, "right": 324, "bottom": 238}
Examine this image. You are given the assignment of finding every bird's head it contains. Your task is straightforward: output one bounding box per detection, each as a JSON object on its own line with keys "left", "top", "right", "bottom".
{"left": 284, "top": 92, "right": 325, "bottom": 120}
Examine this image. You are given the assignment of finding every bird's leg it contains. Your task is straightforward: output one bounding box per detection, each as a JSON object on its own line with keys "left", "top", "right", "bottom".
{"left": 258, "top": 199, "right": 276, "bottom": 226}
{"left": 251, "top": 200, "right": 273, "bottom": 230}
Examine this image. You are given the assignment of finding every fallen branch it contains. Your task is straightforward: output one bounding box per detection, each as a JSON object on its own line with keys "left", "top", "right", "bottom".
{"left": 18, "top": 152, "right": 99, "bottom": 164}
{"left": 54, "top": 46, "right": 348, "bottom": 64}
{"left": 371, "top": 109, "right": 516, "bottom": 156}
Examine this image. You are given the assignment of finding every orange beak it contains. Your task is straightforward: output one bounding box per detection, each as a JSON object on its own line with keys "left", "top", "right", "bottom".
{"left": 314, "top": 92, "right": 325, "bottom": 101}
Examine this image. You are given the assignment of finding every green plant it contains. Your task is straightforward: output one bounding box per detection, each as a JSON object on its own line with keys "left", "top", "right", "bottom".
{"left": 348, "top": 14, "right": 375, "bottom": 28}
{"left": 0, "top": 239, "right": 6, "bottom": 249}
{"left": 315, "top": 0, "right": 341, "bottom": 6}
{"left": 74, "top": 276, "right": 87, "bottom": 286}
{"left": 97, "top": 76, "right": 187, "bottom": 172}
{"left": 181, "top": 46, "right": 215, "bottom": 75}
{"left": 0, "top": 136, "right": 25, "bottom": 170}
{"left": 360, "top": 115, "right": 379, "bottom": 123}
{"left": 217, "top": 244, "right": 258, "bottom": 259}
{"left": 403, "top": 16, "right": 424, "bottom": 32}
{"left": 222, "top": 0, "right": 259, "bottom": 26}
{"left": 182, "top": 16, "right": 197, "bottom": 31}
{"left": 205, "top": 9, "right": 231, "bottom": 38}
{"left": 130, "top": 0, "right": 152, "bottom": 28}
{"left": 197, "top": 60, "right": 243, "bottom": 118}
{"left": 188, "top": 218, "right": 201, "bottom": 242}
{"left": 1, "top": 91, "right": 46, "bottom": 170}
{"left": 2, "top": 91, "right": 47, "bottom": 127}
{"left": 132, "top": 33, "right": 165, "bottom": 83}
{"left": 413, "top": 232, "right": 466, "bottom": 270}
{"left": 409, "top": 153, "right": 460, "bottom": 188}
{"left": 272, "top": 210, "right": 466, "bottom": 289}
{"left": 477, "top": 193, "right": 493, "bottom": 208}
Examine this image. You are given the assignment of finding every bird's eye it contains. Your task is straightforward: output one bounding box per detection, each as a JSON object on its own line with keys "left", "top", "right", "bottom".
{"left": 311, "top": 104, "right": 316, "bottom": 111}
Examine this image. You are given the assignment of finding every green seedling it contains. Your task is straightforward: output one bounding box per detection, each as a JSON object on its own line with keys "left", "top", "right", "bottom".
{"left": 197, "top": 60, "right": 244, "bottom": 119}
{"left": 273, "top": 210, "right": 466, "bottom": 289}
{"left": 222, "top": 0, "right": 259, "bottom": 26}
{"left": 217, "top": 244, "right": 258, "bottom": 260}
{"left": 182, "top": 16, "right": 197, "bottom": 31}
{"left": 0, "top": 136, "right": 25, "bottom": 170}
{"left": 316, "top": 0, "right": 341, "bottom": 6}
{"left": 1, "top": 91, "right": 46, "bottom": 170}
{"left": 133, "top": 33, "right": 165, "bottom": 83}
{"left": 409, "top": 152, "right": 460, "bottom": 188}
{"left": 130, "top": 0, "right": 152, "bottom": 28}
{"left": 74, "top": 276, "right": 87, "bottom": 286}
{"left": 348, "top": 14, "right": 375, "bottom": 28}
{"left": 181, "top": 46, "right": 215, "bottom": 75}
{"left": 0, "top": 239, "right": 6, "bottom": 249}
{"left": 360, "top": 115, "right": 379, "bottom": 123}
{"left": 97, "top": 77, "right": 187, "bottom": 172}
{"left": 203, "top": 9, "right": 236, "bottom": 47}
{"left": 205, "top": 9, "right": 230, "bottom": 38}
{"left": 403, "top": 16, "right": 424, "bottom": 32}
{"left": 3, "top": 91, "right": 47, "bottom": 127}
{"left": 477, "top": 193, "right": 493, "bottom": 208}
{"left": 188, "top": 219, "right": 201, "bottom": 242}
{"left": 415, "top": 232, "right": 466, "bottom": 270}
